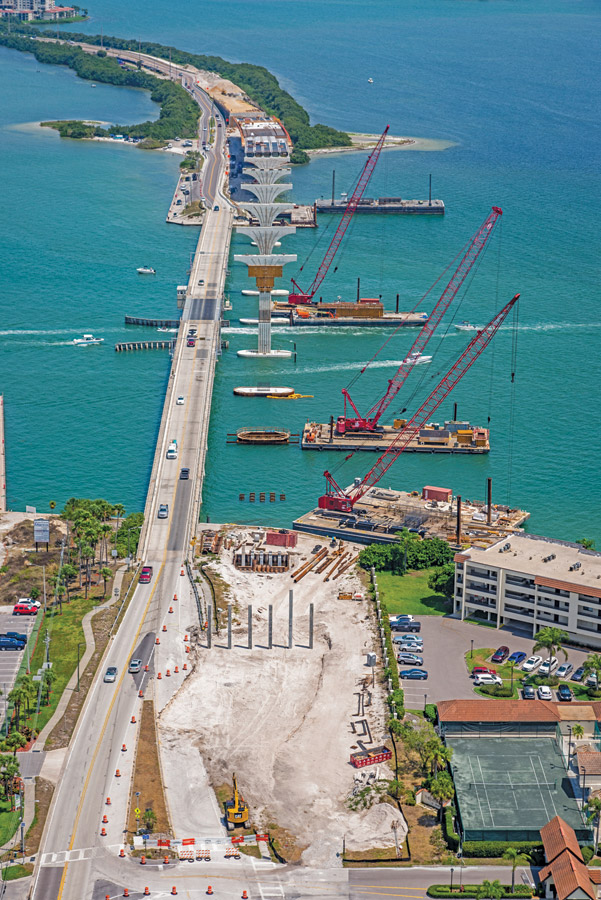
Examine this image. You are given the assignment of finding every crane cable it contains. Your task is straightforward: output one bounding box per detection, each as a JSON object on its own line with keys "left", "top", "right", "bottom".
{"left": 506, "top": 297, "right": 519, "bottom": 505}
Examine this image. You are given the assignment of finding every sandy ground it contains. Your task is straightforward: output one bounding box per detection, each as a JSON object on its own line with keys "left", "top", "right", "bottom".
{"left": 307, "top": 132, "right": 456, "bottom": 156}
{"left": 159, "top": 530, "right": 405, "bottom": 867}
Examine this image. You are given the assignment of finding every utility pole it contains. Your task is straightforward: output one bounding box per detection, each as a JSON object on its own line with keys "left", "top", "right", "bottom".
{"left": 44, "top": 630, "right": 50, "bottom": 665}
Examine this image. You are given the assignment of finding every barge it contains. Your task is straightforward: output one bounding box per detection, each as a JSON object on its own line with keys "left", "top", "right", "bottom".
{"left": 316, "top": 195, "right": 444, "bottom": 216}
{"left": 302, "top": 419, "right": 490, "bottom": 453}
{"left": 269, "top": 297, "right": 428, "bottom": 328}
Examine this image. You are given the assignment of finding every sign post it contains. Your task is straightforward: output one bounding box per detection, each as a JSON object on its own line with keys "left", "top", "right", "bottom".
{"left": 33, "top": 518, "right": 50, "bottom": 552}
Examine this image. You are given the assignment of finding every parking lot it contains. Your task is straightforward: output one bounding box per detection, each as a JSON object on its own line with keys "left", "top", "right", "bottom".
{"left": 0, "top": 606, "right": 36, "bottom": 700}
{"left": 394, "top": 615, "right": 593, "bottom": 708}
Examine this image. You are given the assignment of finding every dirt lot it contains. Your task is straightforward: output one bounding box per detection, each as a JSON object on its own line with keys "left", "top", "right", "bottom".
{"left": 160, "top": 530, "right": 403, "bottom": 867}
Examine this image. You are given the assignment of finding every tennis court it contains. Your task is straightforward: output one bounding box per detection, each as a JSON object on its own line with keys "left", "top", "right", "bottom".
{"left": 448, "top": 737, "right": 591, "bottom": 841}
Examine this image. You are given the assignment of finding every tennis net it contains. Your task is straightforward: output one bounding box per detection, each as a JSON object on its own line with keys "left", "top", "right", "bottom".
{"left": 469, "top": 781, "right": 557, "bottom": 791}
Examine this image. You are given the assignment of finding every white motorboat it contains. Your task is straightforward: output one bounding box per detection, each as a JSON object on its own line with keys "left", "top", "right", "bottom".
{"left": 239, "top": 318, "right": 282, "bottom": 325}
{"left": 157, "top": 327, "right": 177, "bottom": 333}
{"left": 241, "top": 289, "right": 290, "bottom": 297}
{"left": 241, "top": 289, "right": 259, "bottom": 296}
{"left": 73, "top": 334, "right": 104, "bottom": 346}
{"left": 233, "top": 385, "right": 295, "bottom": 398}
{"left": 454, "top": 321, "right": 478, "bottom": 332}
{"left": 403, "top": 353, "right": 432, "bottom": 366}
{"left": 137, "top": 266, "right": 156, "bottom": 275}
{"left": 368, "top": 78, "right": 374, "bottom": 84}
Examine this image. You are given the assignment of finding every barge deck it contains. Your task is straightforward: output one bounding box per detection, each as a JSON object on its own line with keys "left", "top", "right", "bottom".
{"left": 302, "top": 419, "right": 490, "bottom": 453}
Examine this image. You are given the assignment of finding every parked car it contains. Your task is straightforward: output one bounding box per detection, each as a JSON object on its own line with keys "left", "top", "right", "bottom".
{"left": 558, "top": 684, "right": 573, "bottom": 702}
{"left": 0, "top": 637, "right": 24, "bottom": 650}
{"left": 522, "top": 684, "right": 536, "bottom": 700}
{"left": 539, "top": 657, "right": 559, "bottom": 676}
{"left": 214, "top": 204, "right": 219, "bottom": 211}
{"left": 157, "top": 504, "right": 169, "bottom": 519}
{"left": 397, "top": 653, "right": 424, "bottom": 666}
{"left": 139, "top": 566, "right": 153, "bottom": 584}
{"left": 6, "top": 632, "right": 27, "bottom": 644}
{"left": 17, "top": 597, "right": 41, "bottom": 609}
{"left": 557, "top": 663, "right": 574, "bottom": 679}
{"left": 522, "top": 655, "right": 543, "bottom": 672}
{"left": 390, "top": 614, "right": 414, "bottom": 624}
{"left": 391, "top": 621, "right": 421, "bottom": 633}
{"left": 128, "top": 659, "right": 142, "bottom": 674}
{"left": 104, "top": 666, "right": 118, "bottom": 683}
{"left": 491, "top": 646, "right": 510, "bottom": 663}
{"left": 13, "top": 603, "right": 37, "bottom": 616}
{"left": 537, "top": 685, "right": 553, "bottom": 700}
{"left": 472, "top": 666, "right": 497, "bottom": 677}
{"left": 474, "top": 673, "right": 503, "bottom": 687}
{"left": 508, "top": 651, "right": 527, "bottom": 666}
{"left": 396, "top": 636, "right": 423, "bottom": 649}
{"left": 400, "top": 669, "right": 428, "bottom": 681}
{"left": 586, "top": 672, "right": 598, "bottom": 688}
{"left": 180, "top": 468, "right": 190, "bottom": 480}
{"left": 572, "top": 666, "right": 586, "bottom": 682}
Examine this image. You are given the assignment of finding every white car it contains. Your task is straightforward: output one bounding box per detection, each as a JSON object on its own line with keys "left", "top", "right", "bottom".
{"left": 522, "top": 655, "right": 543, "bottom": 673}
{"left": 537, "top": 685, "right": 553, "bottom": 700}
{"left": 474, "top": 673, "right": 503, "bottom": 687}
{"left": 176, "top": 396, "right": 185, "bottom": 405}
{"left": 18, "top": 597, "right": 41, "bottom": 609}
{"left": 539, "top": 657, "right": 559, "bottom": 676}
{"left": 586, "top": 672, "right": 598, "bottom": 688}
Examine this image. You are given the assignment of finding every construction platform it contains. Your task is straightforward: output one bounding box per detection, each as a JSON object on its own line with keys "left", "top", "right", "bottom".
{"left": 302, "top": 420, "right": 489, "bottom": 452}
{"left": 316, "top": 197, "right": 445, "bottom": 215}
{"left": 293, "top": 485, "right": 530, "bottom": 548}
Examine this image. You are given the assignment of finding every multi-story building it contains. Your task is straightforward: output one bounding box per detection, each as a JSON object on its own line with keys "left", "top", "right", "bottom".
{"left": 0, "top": 0, "right": 75, "bottom": 20}
{"left": 454, "top": 532, "right": 601, "bottom": 649}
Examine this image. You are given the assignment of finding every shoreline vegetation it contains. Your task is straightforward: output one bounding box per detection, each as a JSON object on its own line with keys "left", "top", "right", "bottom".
{"left": 0, "top": 23, "right": 351, "bottom": 162}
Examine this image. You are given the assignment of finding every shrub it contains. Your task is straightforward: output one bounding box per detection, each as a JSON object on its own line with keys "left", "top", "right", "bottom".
{"left": 404, "top": 788, "right": 416, "bottom": 806}
{"left": 588, "top": 688, "right": 601, "bottom": 699}
{"left": 443, "top": 807, "right": 460, "bottom": 851}
{"left": 424, "top": 703, "right": 438, "bottom": 723}
{"left": 462, "top": 840, "right": 542, "bottom": 858}
{"left": 582, "top": 845, "right": 595, "bottom": 864}
{"left": 479, "top": 684, "right": 513, "bottom": 698}
{"left": 427, "top": 886, "right": 532, "bottom": 898}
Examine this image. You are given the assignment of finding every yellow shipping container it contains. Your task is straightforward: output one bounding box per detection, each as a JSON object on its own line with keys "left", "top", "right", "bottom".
{"left": 393, "top": 418, "right": 407, "bottom": 429}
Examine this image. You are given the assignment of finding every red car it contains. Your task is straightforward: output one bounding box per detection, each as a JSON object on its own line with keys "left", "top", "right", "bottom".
{"left": 472, "top": 666, "right": 497, "bottom": 677}
{"left": 13, "top": 603, "right": 38, "bottom": 616}
{"left": 139, "top": 566, "right": 153, "bottom": 584}
{"left": 491, "top": 646, "right": 510, "bottom": 663}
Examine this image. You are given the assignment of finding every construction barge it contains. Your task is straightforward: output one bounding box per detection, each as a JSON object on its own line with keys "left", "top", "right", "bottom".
{"left": 302, "top": 418, "right": 489, "bottom": 453}
{"left": 316, "top": 196, "right": 445, "bottom": 216}
{"left": 293, "top": 484, "right": 530, "bottom": 548}
{"left": 269, "top": 297, "right": 428, "bottom": 328}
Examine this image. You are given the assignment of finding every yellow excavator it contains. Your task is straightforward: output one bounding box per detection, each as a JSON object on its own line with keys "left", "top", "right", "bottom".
{"left": 225, "top": 773, "right": 249, "bottom": 830}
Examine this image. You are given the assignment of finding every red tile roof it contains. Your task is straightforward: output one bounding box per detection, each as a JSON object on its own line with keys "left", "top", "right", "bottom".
{"left": 577, "top": 751, "right": 601, "bottom": 777}
{"left": 540, "top": 816, "right": 583, "bottom": 864}
{"left": 588, "top": 870, "right": 601, "bottom": 885}
{"left": 539, "top": 852, "right": 596, "bottom": 900}
{"left": 438, "top": 699, "right": 561, "bottom": 723}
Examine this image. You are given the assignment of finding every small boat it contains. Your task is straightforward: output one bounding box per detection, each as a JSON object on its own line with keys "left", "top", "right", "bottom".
{"left": 267, "top": 393, "right": 313, "bottom": 400}
{"left": 271, "top": 290, "right": 289, "bottom": 296}
{"left": 454, "top": 321, "right": 478, "bottom": 332}
{"left": 236, "top": 427, "right": 291, "bottom": 444}
{"left": 241, "top": 289, "right": 259, "bottom": 296}
{"left": 137, "top": 266, "right": 156, "bottom": 275}
{"left": 233, "top": 386, "right": 294, "bottom": 398}
{"left": 240, "top": 289, "right": 289, "bottom": 297}
{"left": 238, "top": 318, "right": 282, "bottom": 326}
{"left": 368, "top": 78, "right": 374, "bottom": 84}
{"left": 403, "top": 353, "right": 432, "bottom": 366}
{"left": 157, "top": 327, "right": 177, "bottom": 333}
{"left": 73, "top": 334, "right": 104, "bottom": 346}
{"left": 91, "top": 84, "right": 96, "bottom": 88}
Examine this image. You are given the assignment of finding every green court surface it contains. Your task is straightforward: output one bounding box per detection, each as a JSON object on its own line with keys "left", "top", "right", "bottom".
{"left": 448, "top": 737, "right": 591, "bottom": 841}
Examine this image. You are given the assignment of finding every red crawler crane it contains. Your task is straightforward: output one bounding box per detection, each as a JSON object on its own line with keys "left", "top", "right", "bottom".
{"left": 338, "top": 206, "right": 503, "bottom": 434}
{"left": 288, "top": 126, "right": 390, "bottom": 305}
{"left": 318, "top": 292, "right": 520, "bottom": 512}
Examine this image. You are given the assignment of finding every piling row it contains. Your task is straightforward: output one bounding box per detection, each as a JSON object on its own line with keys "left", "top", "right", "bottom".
{"left": 115, "top": 341, "right": 175, "bottom": 352}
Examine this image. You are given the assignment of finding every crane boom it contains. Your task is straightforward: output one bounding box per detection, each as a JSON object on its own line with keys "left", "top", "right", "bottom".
{"left": 289, "top": 125, "right": 390, "bottom": 304}
{"left": 338, "top": 206, "right": 503, "bottom": 434}
{"left": 319, "top": 292, "right": 520, "bottom": 512}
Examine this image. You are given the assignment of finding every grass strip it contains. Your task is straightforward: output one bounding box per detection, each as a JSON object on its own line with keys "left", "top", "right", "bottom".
{"left": 127, "top": 699, "right": 170, "bottom": 838}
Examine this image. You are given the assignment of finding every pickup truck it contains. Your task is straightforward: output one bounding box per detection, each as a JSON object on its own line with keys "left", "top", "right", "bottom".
{"left": 166, "top": 440, "right": 178, "bottom": 460}
{"left": 0, "top": 636, "right": 24, "bottom": 650}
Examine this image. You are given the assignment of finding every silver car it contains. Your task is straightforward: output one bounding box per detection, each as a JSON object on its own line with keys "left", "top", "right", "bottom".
{"left": 158, "top": 504, "right": 169, "bottom": 519}
{"left": 104, "top": 666, "right": 118, "bottom": 683}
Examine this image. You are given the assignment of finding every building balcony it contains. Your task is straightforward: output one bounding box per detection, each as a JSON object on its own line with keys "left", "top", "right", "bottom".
{"left": 465, "top": 596, "right": 497, "bottom": 610}
{"left": 467, "top": 567, "right": 498, "bottom": 581}
{"left": 505, "top": 590, "right": 535, "bottom": 603}
{"left": 504, "top": 604, "right": 535, "bottom": 619}
{"left": 466, "top": 581, "right": 497, "bottom": 595}
{"left": 506, "top": 575, "right": 535, "bottom": 588}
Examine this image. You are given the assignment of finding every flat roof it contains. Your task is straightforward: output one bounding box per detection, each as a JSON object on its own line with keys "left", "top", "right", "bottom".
{"left": 461, "top": 532, "right": 601, "bottom": 596}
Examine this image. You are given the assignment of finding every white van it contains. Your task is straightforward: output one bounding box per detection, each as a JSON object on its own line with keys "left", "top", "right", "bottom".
{"left": 166, "top": 440, "right": 178, "bottom": 459}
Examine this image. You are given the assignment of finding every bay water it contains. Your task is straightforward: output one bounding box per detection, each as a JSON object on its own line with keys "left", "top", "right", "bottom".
{"left": 1, "top": 0, "right": 599, "bottom": 543}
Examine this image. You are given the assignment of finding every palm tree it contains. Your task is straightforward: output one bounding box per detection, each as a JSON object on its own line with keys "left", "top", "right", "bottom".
{"left": 113, "top": 503, "right": 126, "bottom": 532}
{"left": 2, "top": 732, "right": 27, "bottom": 757}
{"left": 583, "top": 655, "right": 601, "bottom": 694}
{"left": 476, "top": 881, "right": 504, "bottom": 900}
{"left": 503, "top": 847, "right": 525, "bottom": 892}
{"left": 533, "top": 626, "right": 569, "bottom": 674}
{"left": 142, "top": 808, "right": 157, "bottom": 833}
{"left": 0, "top": 754, "right": 19, "bottom": 802}
{"left": 60, "top": 564, "right": 78, "bottom": 602}
{"left": 8, "top": 682, "right": 30, "bottom": 731}
{"left": 100, "top": 567, "right": 112, "bottom": 597}
{"left": 42, "top": 669, "right": 56, "bottom": 705}
{"left": 586, "top": 797, "right": 601, "bottom": 853}
{"left": 98, "top": 523, "right": 113, "bottom": 566}
{"left": 425, "top": 739, "right": 453, "bottom": 775}
{"left": 572, "top": 723, "right": 585, "bottom": 742}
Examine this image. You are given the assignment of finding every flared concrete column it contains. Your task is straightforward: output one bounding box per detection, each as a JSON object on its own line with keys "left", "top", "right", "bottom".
{"left": 258, "top": 291, "right": 272, "bottom": 354}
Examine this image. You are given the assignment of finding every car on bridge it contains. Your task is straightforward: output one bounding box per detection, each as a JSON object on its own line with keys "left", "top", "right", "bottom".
{"left": 176, "top": 396, "right": 185, "bottom": 405}
{"left": 180, "top": 468, "right": 190, "bottom": 480}
{"left": 157, "top": 504, "right": 169, "bottom": 519}
{"left": 139, "top": 566, "right": 153, "bottom": 583}
{"left": 104, "top": 666, "right": 118, "bottom": 683}
{"left": 128, "top": 659, "right": 142, "bottom": 674}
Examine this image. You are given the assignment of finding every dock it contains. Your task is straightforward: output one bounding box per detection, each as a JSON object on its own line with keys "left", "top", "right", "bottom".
{"left": 293, "top": 485, "right": 530, "bottom": 548}
{"left": 302, "top": 419, "right": 490, "bottom": 452}
{"left": 115, "top": 340, "right": 175, "bottom": 352}
{"left": 125, "top": 316, "right": 180, "bottom": 328}
{"left": 316, "top": 197, "right": 445, "bottom": 215}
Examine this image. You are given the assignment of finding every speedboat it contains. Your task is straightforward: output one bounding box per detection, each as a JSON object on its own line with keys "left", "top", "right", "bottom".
{"left": 454, "top": 321, "right": 478, "bottom": 332}
{"left": 73, "top": 334, "right": 104, "bottom": 346}
{"left": 368, "top": 78, "right": 374, "bottom": 84}
{"left": 157, "top": 327, "right": 177, "bottom": 333}
{"left": 137, "top": 266, "right": 156, "bottom": 275}
{"left": 403, "top": 353, "right": 432, "bottom": 366}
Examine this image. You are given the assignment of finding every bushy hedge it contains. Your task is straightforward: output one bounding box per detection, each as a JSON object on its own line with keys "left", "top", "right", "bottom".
{"left": 424, "top": 703, "right": 438, "bottom": 723}
{"left": 427, "top": 887, "right": 532, "bottom": 898}
{"left": 443, "top": 807, "right": 460, "bottom": 851}
{"left": 359, "top": 530, "right": 453, "bottom": 574}
{"left": 462, "top": 840, "right": 542, "bottom": 858}
{"left": 479, "top": 684, "right": 514, "bottom": 698}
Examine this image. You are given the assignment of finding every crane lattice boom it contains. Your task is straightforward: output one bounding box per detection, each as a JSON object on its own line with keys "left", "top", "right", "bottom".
{"left": 289, "top": 126, "right": 390, "bottom": 304}
{"left": 319, "top": 292, "right": 520, "bottom": 512}
{"left": 339, "top": 206, "right": 503, "bottom": 433}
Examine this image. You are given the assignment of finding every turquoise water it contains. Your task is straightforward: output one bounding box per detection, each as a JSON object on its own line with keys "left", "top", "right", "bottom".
{"left": 1, "top": 0, "right": 600, "bottom": 543}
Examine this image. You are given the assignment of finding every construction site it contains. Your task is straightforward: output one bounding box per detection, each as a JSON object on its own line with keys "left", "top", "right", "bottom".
{"left": 158, "top": 529, "right": 404, "bottom": 867}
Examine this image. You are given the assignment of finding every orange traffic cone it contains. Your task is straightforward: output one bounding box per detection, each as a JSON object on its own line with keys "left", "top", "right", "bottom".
{"left": 124, "top": 891, "right": 129, "bottom": 898}
{"left": 164, "top": 856, "right": 169, "bottom": 865}
{"left": 144, "top": 664, "right": 149, "bottom": 672}
{"left": 106, "top": 796, "right": 112, "bottom": 805}
{"left": 173, "top": 594, "right": 178, "bottom": 601}
{"left": 139, "top": 689, "right": 144, "bottom": 698}
{"left": 115, "top": 769, "right": 121, "bottom": 777}
{"left": 156, "top": 637, "right": 160, "bottom": 645}
{"left": 185, "top": 646, "right": 190, "bottom": 654}
{"left": 242, "top": 892, "right": 248, "bottom": 899}
{"left": 166, "top": 669, "right": 171, "bottom": 677}
{"left": 119, "top": 848, "right": 125, "bottom": 858}
{"left": 144, "top": 889, "right": 150, "bottom": 896}
{"left": 169, "top": 606, "right": 174, "bottom": 614}
{"left": 131, "top": 715, "right": 136, "bottom": 724}
{"left": 141, "top": 856, "right": 146, "bottom": 865}
{"left": 102, "top": 814, "right": 108, "bottom": 824}
{"left": 174, "top": 666, "right": 179, "bottom": 674}
{"left": 184, "top": 634, "right": 189, "bottom": 642}
{"left": 122, "top": 744, "right": 127, "bottom": 752}
{"left": 183, "top": 663, "right": 187, "bottom": 671}
{"left": 172, "top": 887, "right": 178, "bottom": 896}
{"left": 162, "top": 625, "right": 167, "bottom": 632}
{"left": 100, "top": 827, "right": 107, "bottom": 836}
{"left": 158, "top": 672, "right": 162, "bottom": 680}
{"left": 180, "top": 567, "right": 184, "bottom": 576}
{"left": 207, "top": 888, "right": 213, "bottom": 896}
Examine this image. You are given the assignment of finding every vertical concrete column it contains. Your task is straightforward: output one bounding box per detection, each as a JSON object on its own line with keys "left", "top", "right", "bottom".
{"left": 248, "top": 604, "right": 253, "bottom": 649}
{"left": 227, "top": 604, "right": 232, "bottom": 650}
{"left": 258, "top": 289, "right": 272, "bottom": 354}
{"left": 309, "top": 603, "right": 314, "bottom": 650}
{"left": 207, "top": 605, "right": 212, "bottom": 649}
{"left": 288, "top": 589, "right": 293, "bottom": 649}
{"left": 268, "top": 605, "right": 273, "bottom": 649}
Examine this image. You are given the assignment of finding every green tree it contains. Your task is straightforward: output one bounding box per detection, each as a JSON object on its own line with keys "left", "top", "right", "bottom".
{"left": 425, "top": 740, "right": 453, "bottom": 776}
{"left": 0, "top": 754, "right": 20, "bottom": 801}
{"left": 143, "top": 808, "right": 157, "bottom": 832}
{"left": 428, "top": 771, "right": 455, "bottom": 805}
{"left": 427, "top": 564, "right": 455, "bottom": 600}
{"left": 60, "top": 563, "right": 78, "bottom": 601}
{"left": 41, "top": 668, "right": 56, "bottom": 706}
{"left": 572, "top": 723, "right": 584, "bottom": 741}
{"left": 503, "top": 847, "right": 526, "bottom": 892}
{"left": 30, "top": 586, "right": 41, "bottom": 601}
{"left": 533, "top": 626, "right": 569, "bottom": 673}
{"left": 476, "top": 881, "right": 504, "bottom": 900}
{"left": 100, "top": 566, "right": 112, "bottom": 597}
{"left": 586, "top": 797, "right": 601, "bottom": 853}
{"left": 583, "top": 655, "right": 601, "bottom": 694}
{"left": 577, "top": 538, "right": 596, "bottom": 550}
{"left": 2, "top": 732, "right": 27, "bottom": 757}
